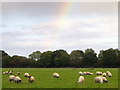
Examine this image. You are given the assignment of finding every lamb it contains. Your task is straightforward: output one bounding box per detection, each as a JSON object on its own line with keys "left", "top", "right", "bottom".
{"left": 9, "top": 75, "right": 15, "bottom": 82}
{"left": 96, "top": 71, "right": 102, "bottom": 75}
{"left": 77, "top": 76, "right": 85, "bottom": 83}
{"left": 28, "top": 76, "right": 35, "bottom": 83}
{"left": 78, "top": 71, "right": 83, "bottom": 75}
{"left": 53, "top": 73, "right": 59, "bottom": 78}
{"left": 14, "top": 76, "right": 21, "bottom": 84}
{"left": 24, "top": 73, "right": 30, "bottom": 78}
{"left": 102, "top": 73, "right": 107, "bottom": 77}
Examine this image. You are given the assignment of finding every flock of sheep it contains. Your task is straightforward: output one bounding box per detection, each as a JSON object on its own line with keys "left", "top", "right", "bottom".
{"left": 78, "top": 71, "right": 112, "bottom": 84}
{"left": 2, "top": 70, "right": 112, "bottom": 84}
{"left": 2, "top": 71, "right": 35, "bottom": 84}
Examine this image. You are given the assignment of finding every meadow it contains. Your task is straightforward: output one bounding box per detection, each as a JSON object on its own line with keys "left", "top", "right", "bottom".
{"left": 2, "top": 68, "right": 118, "bottom": 88}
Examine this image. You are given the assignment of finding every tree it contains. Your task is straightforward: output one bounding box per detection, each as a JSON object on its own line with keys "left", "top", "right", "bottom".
{"left": 40, "top": 51, "right": 53, "bottom": 67}
{"left": 83, "top": 48, "right": 98, "bottom": 67}
{"left": 52, "top": 49, "right": 70, "bottom": 67}
{"left": 70, "top": 50, "right": 84, "bottom": 67}
{"left": 99, "top": 48, "right": 118, "bottom": 68}
{"left": 28, "top": 51, "right": 41, "bottom": 61}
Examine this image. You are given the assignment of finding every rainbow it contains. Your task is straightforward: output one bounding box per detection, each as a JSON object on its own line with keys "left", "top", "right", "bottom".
{"left": 46, "top": 2, "right": 74, "bottom": 49}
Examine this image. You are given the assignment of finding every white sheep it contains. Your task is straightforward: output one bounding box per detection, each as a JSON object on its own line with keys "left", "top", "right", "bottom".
{"left": 17, "top": 72, "right": 20, "bottom": 75}
{"left": 102, "top": 73, "right": 107, "bottom": 77}
{"left": 2, "top": 72, "right": 5, "bottom": 75}
{"left": 106, "top": 71, "right": 110, "bottom": 74}
{"left": 28, "top": 76, "right": 35, "bottom": 83}
{"left": 24, "top": 73, "right": 30, "bottom": 78}
{"left": 78, "top": 71, "right": 83, "bottom": 75}
{"left": 53, "top": 73, "right": 59, "bottom": 78}
{"left": 96, "top": 71, "right": 102, "bottom": 75}
{"left": 83, "top": 72, "right": 87, "bottom": 75}
{"left": 5, "top": 71, "right": 9, "bottom": 74}
{"left": 14, "top": 76, "right": 21, "bottom": 84}
{"left": 101, "top": 76, "right": 108, "bottom": 83}
{"left": 9, "top": 75, "right": 15, "bottom": 82}
{"left": 95, "top": 76, "right": 108, "bottom": 84}
{"left": 107, "top": 72, "right": 112, "bottom": 77}
{"left": 77, "top": 76, "right": 85, "bottom": 83}
{"left": 94, "top": 76, "right": 103, "bottom": 84}
{"left": 9, "top": 71, "right": 13, "bottom": 75}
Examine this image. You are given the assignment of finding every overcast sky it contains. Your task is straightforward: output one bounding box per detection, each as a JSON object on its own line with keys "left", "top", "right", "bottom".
{"left": 1, "top": 2, "right": 118, "bottom": 57}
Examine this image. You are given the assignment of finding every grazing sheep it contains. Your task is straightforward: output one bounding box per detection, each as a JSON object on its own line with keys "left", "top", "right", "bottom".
{"left": 94, "top": 76, "right": 103, "bottom": 84}
{"left": 102, "top": 73, "right": 107, "bottom": 77}
{"left": 100, "top": 76, "right": 108, "bottom": 83}
{"left": 78, "top": 71, "right": 83, "bottom": 75}
{"left": 9, "top": 75, "right": 15, "bottom": 82}
{"left": 5, "top": 71, "right": 9, "bottom": 74}
{"left": 83, "top": 72, "right": 87, "bottom": 75}
{"left": 17, "top": 72, "right": 20, "bottom": 75}
{"left": 24, "top": 73, "right": 30, "bottom": 78}
{"left": 53, "top": 73, "right": 59, "bottom": 78}
{"left": 89, "top": 73, "right": 94, "bottom": 75}
{"left": 14, "top": 76, "right": 21, "bottom": 84}
{"left": 96, "top": 71, "right": 102, "bottom": 75}
{"left": 106, "top": 71, "right": 110, "bottom": 74}
{"left": 9, "top": 71, "right": 13, "bottom": 75}
{"left": 2, "top": 72, "right": 5, "bottom": 75}
{"left": 28, "top": 76, "right": 35, "bottom": 83}
{"left": 95, "top": 76, "right": 108, "bottom": 84}
{"left": 77, "top": 76, "right": 85, "bottom": 84}
{"left": 107, "top": 72, "right": 112, "bottom": 77}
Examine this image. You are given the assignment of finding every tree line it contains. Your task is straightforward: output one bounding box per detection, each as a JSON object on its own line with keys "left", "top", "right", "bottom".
{"left": 1, "top": 48, "right": 120, "bottom": 68}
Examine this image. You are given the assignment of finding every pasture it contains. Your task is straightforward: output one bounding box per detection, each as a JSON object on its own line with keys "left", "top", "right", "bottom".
{"left": 2, "top": 68, "right": 118, "bottom": 88}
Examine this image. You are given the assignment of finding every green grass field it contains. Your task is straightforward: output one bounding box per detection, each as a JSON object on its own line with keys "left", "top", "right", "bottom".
{"left": 2, "top": 68, "right": 118, "bottom": 88}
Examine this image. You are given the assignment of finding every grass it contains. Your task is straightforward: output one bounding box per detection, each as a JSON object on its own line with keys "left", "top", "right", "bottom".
{"left": 2, "top": 68, "right": 118, "bottom": 88}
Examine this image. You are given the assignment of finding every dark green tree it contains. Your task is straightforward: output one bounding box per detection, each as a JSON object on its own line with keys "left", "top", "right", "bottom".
{"left": 40, "top": 51, "right": 53, "bottom": 67}
{"left": 83, "top": 48, "right": 98, "bottom": 67}
{"left": 52, "top": 49, "right": 70, "bottom": 67}
{"left": 29, "top": 51, "right": 41, "bottom": 61}
{"left": 70, "top": 50, "right": 84, "bottom": 67}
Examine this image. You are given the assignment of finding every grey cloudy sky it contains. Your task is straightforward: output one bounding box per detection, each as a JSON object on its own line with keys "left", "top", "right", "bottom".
{"left": 1, "top": 2, "right": 118, "bottom": 57}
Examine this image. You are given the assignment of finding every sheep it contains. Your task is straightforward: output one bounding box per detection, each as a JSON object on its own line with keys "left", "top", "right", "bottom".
{"left": 5, "top": 71, "right": 9, "bottom": 74}
{"left": 107, "top": 72, "right": 112, "bottom": 77}
{"left": 101, "top": 76, "right": 108, "bottom": 83}
{"left": 94, "top": 76, "right": 103, "bottom": 84}
{"left": 96, "top": 71, "right": 102, "bottom": 75}
{"left": 83, "top": 72, "right": 87, "bottom": 75}
{"left": 77, "top": 76, "right": 85, "bottom": 84}
{"left": 28, "top": 76, "right": 35, "bottom": 83}
{"left": 78, "top": 71, "right": 83, "bottom": 75}
{"left": 24, "top": 73, "right": 30, "bottom": 78}
{"left": 17, "top": 72, "right": 20, "bottom": 75}
{"left": 53, "top": 73, "right": 59, "bottom": 78}
{"left": 95, "top": 76, "right": 108, "bottom": 84}
{"left": 106, "top": 71, "right": 110, "bottom": 74}
{"left": 9, "top": 75, "right": 15, "bottom": 82}
{"left": 102, "top": 73, "right": 107, "bottom": 77}
{"left": 2, "top": 72, "right": 5, "bottom": 75}
{"left": 89, "top": 73, "right": 94, "bottom": 75}
{"left": 9, "top": 71, "right": 13, "bottom": 75}
{"left": 14, "top": 76, "right": 21, "bottom": 84}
